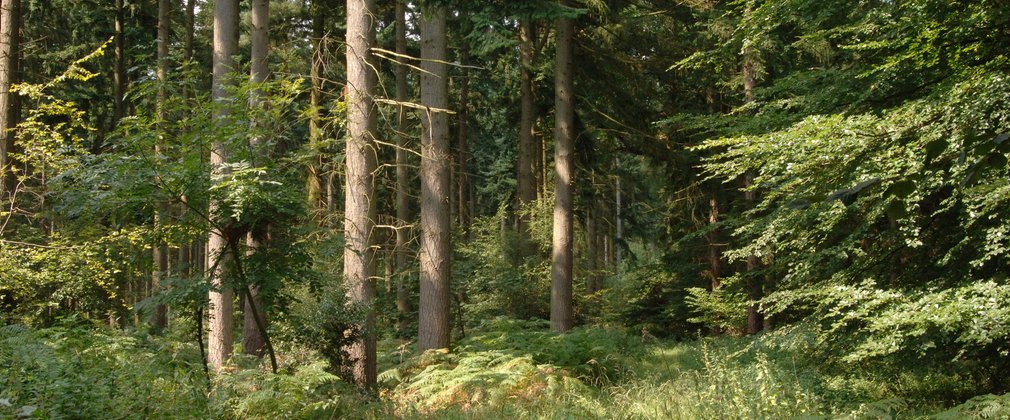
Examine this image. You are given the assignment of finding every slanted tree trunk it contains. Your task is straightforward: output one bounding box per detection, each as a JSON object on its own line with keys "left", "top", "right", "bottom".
{"left": 550, "top": 10, "right": 575, "bottom": 333}
{"left": 243, "top": 0, "right": 269, "bottom": 357}
{"left": 150, "top": 0, "right": 171, "bottom": 333}
{"left": 0, "top": 0, "right": 19, "bottom": 198}
{"left": 417, "top": 4, "right": 451, "bottom": 351}
{"left": 207, "top": 0, "right": 239, "bottom": 370}
{"left": 344, "top": 0, "right": 378, "bottom": 388}
{"left": 306, "top": 0, "right": 325, "bottom": 223}
{"left": 393, "top": 0, "right": 412, "bottom": 338}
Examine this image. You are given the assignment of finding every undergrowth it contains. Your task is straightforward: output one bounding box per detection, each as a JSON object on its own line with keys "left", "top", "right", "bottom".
{"left": 2, "top": 317, "right": 1006, "bottom": 419}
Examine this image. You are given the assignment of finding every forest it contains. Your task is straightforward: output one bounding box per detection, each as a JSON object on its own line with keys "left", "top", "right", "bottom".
{"left": 2, "top": 0, "right": 1010, "bottom": 417}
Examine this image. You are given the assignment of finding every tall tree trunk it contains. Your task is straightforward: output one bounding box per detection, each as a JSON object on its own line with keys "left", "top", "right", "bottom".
{"left": 0, "top": 0, "right": 19, "bottom": 197}
{"left": 417, "top": 4, "right": 451, "bottom": 351}
{"left": 393, "top": 0, "right": 412, "bottom": 338}
{"left": 184, "top": 0, "right": 195, "bottom": 63}
{"left": 457, "top": 42, "right": 470, "bottom": 232}
{"left": 243, "top": 0, "right": 269, "bottom": 357}
{"left": 113, "top": 0, "right": 126, "bottom": 127}
{"left": 207, "top": 0, "right": 239, "bottom": 370}
{"left": 344, "top": 0, "right": 377, "bottom": 388}
{"left": 516, "top": 21, "right": 537, "bottom": 230}
{"left": 742, "top": 47, "right": 763, "bottom": 335}
{"left": 306, "top": 0, "right": 325, "bottom": 222}
{"left": 150, "top": 0, "right": 171, "bottom": 333}
{"left": 550, "top": 11, "right": 575, "bottom": 333}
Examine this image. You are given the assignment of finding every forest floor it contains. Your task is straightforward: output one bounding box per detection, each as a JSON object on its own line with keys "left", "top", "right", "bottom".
{"left": 1, "top": 318, "right": 1007, "bottom": 418}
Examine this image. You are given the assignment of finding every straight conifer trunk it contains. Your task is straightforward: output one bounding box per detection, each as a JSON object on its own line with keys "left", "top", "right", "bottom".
{"left": 0, "top": 0, "right": 19, "bottom": 196}
{"left": 306, "top": 0, "right": 325, "bottom": 221}
{"left": 517, "top": 21, "right": 537, "bottom": 229}
{"left": 207, "top": 0, "right": 239, "bottom": 370}
{"left": 417, "top": 5, "right": 451, "bottom": 351}
{"left": 457, "top": 43, "right": 471, "bottom": 230}
{"left": 151, "top": 0, "right": 171, "bottom": 333}
{"left": 243, "top": 0, "right": 269, "bottom": 356}
{"left": 394, "top": 0, "right": 412, "bottom": 337}
{"left": 551, "top": 11, "right": 575, "bottom": 333}
{"left": 113, "top": 0, "right": 125, "bottom": 126}
{"left": 344, "top": 0, "right": 378, "bottom": 388}
{"left": 742, "top": 48, "right": 763, "bottom": 335}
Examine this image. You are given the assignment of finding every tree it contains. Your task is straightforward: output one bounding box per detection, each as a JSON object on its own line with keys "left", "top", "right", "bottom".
{"left": 550, "top": 5, "right": 575, "bottom": 333}
{"left": 516, "top": 20, "right": 538, "bottom": 230}
{"left": 393, "top": 0, "right": 412, "bottom": 337}
{"left": 306, "top": 0, "right": 326, "bottom": 223}
{"left": 344, "top": 0, "right": 378, "bottom": 388}
{"left": 417, "top": 2, "right": 451, "bottom": 351}
{"left": 243, "top": 0, "right": 269, "bottom": 357}
{"left": 150, "top": 0, "right": 170, "bottom": 333}
{"left": 207, "top": 0, "right": 239, "bottom": 370}
{"left": 0, "top": 0, "right": 19, "bottom": 197}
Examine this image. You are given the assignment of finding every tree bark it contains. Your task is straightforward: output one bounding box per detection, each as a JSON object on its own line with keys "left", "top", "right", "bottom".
{"left": 417, "top": 5, "right": 451, "bottom": 351}
{"left": 243, "top": 0, "right": 269, "bottom": 357}
{"left": 457, "top": 42, "right": 471, "bottom": 231}
{"left": 306, "top": 0, "right": 325, "bottom": 222}
{"left": 516, "top": 21, "right": 537, "bottom": 230}
{"left": 0, "top": 0, "right": 19, "bottom": 199}
{"left": 550, "top": 11, "right": 575, "bottom": 333}
{"left": 707, "top": 190, "right": 722, "bottom": 290}
{"left": 742, "top": 46, "right": 763, "bottom": 335}
{"left": 150, "top": 0, "right": 171, "bottom": 334}
{"left": 394, "top": 0, "right": 412, "bottom": 338}
{"left": 207, "top": 0, "right": 239, "bottom": 370}
{"left": 344, "top": 0, "right": 377, "bottom": 388}
{"left": 113, "top": 0, "right": 126, "bottom": 127}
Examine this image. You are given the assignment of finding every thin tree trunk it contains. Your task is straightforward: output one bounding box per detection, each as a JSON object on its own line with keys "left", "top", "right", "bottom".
{"left": 417, "top": 5, "right": 451, "bottom": 351}
{"left": 185, "top": 0, "right": 195, "bottom": 62}
{"left": 207, "top": 0, "right": 239, "bottom": 370}
{"left": 516, "top": 21, "right": 537, "bottom": 230}
{"left": 586, "top": 185, "right": 599, "bottom": 294}
{"left": 614, "top": 156, "right": 623, "bottom": 271}
{"left": 457, "top": 42, "right": 471, "bottom": 231}
{"left": 550, "top": 11, "right": 575, "bottom": 333}
{"left": 394, "top": 0, "right": 412, "bottom": 338}
{"left": 306, "top": 0, "right": 325, "bottom": 222}
{"left": 113, "top": 0, "right": 126, "bottom": 127}
{"left": 150, "top": 0, "right": 171, "bottom": 333}
{"left": 344, "top": 0, "right": 378, "bottom": 388}
{"left": 707, "top": 190, "right": 722, "bottom": 290}
{"left": 243, "top": 0, "right": 269, "bottom": 357}
{"left": 0, "top": 0, "right": 18, "bottom": 196}
{"left": 742, "top": 46, "right": 763, "bottom": 335}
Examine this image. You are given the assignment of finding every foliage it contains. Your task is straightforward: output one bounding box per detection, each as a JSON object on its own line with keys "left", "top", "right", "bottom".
{"left": 455, "top": 204, "right": 552, "bottom": 321}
